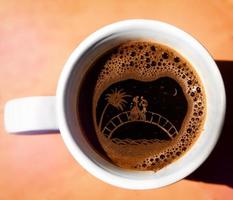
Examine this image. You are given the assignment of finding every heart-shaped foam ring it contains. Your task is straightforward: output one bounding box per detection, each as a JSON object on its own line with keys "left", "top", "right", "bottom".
{"left": 93, "top": 41, "right": 206, "bottom": 171}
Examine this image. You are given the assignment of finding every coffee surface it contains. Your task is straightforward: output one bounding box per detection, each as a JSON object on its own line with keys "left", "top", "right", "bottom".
{"left": 78, "top": 40, "right": 206, "bottom": 171}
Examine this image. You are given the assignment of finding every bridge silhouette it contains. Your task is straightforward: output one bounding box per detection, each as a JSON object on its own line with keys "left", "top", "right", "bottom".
{"left": 101, "top": 111, "right": 178, "bottom": 139}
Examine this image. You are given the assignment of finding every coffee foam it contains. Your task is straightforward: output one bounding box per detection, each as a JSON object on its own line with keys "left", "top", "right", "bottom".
{"left": 92, "top": 41, "right": 206, "bottom": 171}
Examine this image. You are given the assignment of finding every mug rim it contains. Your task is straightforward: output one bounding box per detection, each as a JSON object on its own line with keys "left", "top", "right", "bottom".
{"left": 56, "top": 19, "right": 226, "bottom": 189}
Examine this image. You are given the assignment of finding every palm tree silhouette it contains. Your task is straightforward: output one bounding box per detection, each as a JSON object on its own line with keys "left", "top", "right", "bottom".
{"left": 98, "top": 88, "right": 130, "bottom": 130}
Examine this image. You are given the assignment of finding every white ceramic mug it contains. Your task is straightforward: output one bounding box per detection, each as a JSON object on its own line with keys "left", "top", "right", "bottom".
{"left": 4, "top": 20, "right": 226, "bottom": 189}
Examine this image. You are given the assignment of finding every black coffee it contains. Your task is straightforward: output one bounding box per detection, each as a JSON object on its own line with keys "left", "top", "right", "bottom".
{"left": 77, "top": 41, "right": 206, "bottom": 171}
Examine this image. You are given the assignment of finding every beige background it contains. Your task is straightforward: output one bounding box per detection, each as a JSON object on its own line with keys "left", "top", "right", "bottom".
{"left": 0, "top": 0, "right": 232, "bottom": 199}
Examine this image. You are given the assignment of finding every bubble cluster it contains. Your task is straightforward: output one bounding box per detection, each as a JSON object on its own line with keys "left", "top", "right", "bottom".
{"left": 93, "top": 41, "right": 206, "bottom": 171}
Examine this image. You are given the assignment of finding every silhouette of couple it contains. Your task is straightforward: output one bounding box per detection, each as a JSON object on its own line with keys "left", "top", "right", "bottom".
{"left": 129, "top": 96, "right": 148, "bottom": 121}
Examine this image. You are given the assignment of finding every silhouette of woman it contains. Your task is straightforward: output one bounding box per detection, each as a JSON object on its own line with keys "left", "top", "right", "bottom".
{"left": 129, "top": 96, "right": 140, "bottom": 120}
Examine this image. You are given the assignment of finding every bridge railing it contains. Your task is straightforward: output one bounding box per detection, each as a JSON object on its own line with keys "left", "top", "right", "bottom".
{"left": 101, "top": 111, "right": 178, "bottom": 139}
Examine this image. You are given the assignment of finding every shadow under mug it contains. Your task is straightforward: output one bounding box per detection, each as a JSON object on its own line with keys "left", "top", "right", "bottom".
{"left": 4, "top": 19, "right": 226, "bottom": 190}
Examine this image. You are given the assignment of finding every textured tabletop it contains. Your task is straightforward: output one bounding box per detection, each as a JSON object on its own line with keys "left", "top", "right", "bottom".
{"left": 0, "top": 0, "right": 233, "bottom": 199}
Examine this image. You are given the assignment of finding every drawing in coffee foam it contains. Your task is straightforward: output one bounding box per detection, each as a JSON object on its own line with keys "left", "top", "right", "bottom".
{"left": 98, "top": 88, "right": 178, "bottom": 144}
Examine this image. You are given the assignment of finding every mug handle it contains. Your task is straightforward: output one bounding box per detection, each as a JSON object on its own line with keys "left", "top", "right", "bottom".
{"left": 4, "top": 96, "right": 59, "bottom": 133}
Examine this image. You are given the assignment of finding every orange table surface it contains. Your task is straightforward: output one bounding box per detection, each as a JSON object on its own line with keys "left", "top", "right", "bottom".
{"left": 0, "top": 0, "right": 233, "bottom": 199}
